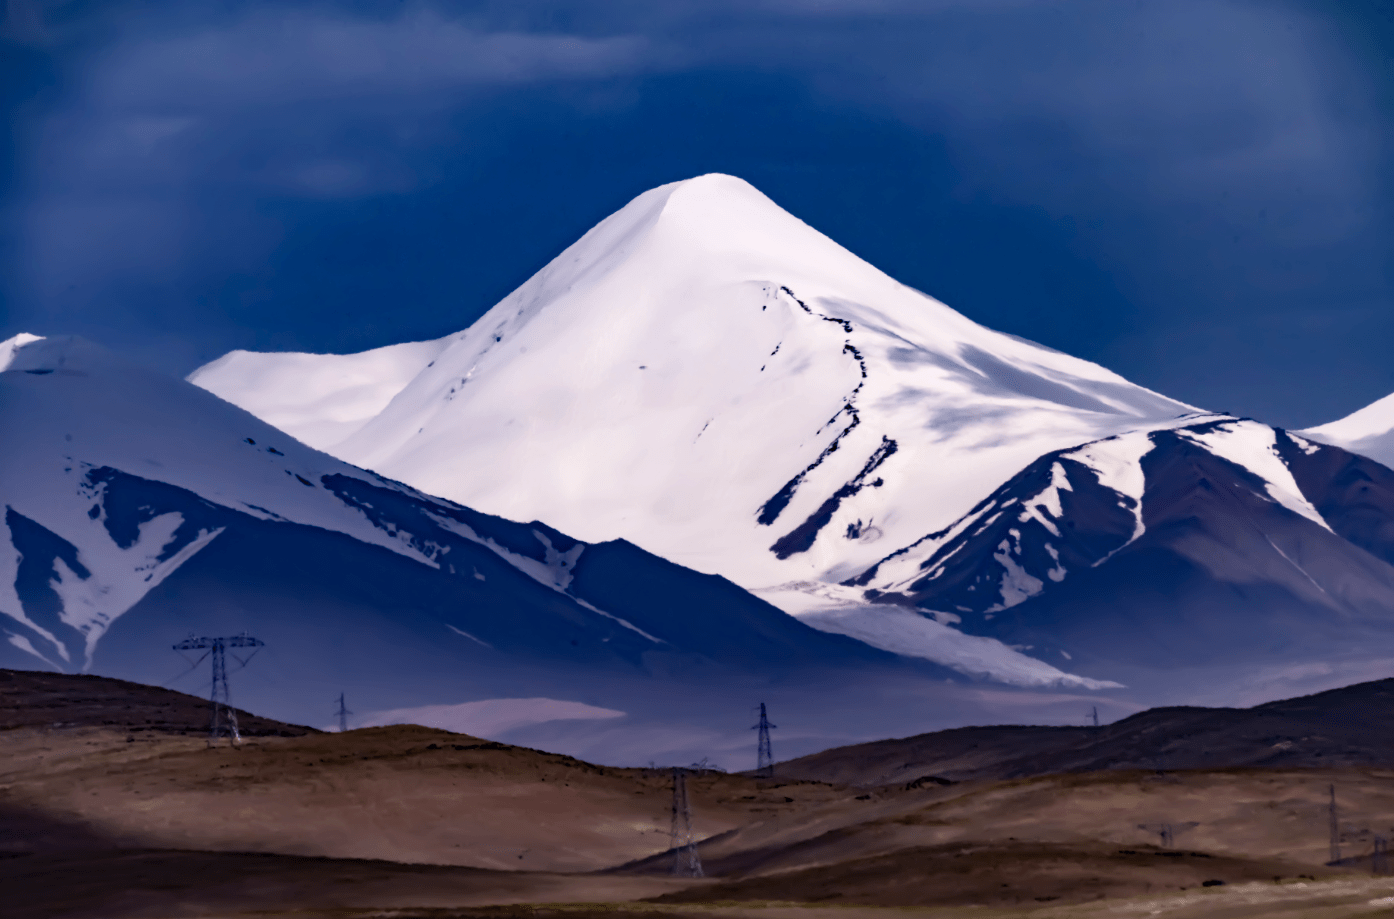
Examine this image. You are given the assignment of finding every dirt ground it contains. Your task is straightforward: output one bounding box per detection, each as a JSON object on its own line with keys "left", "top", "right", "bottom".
{"left": 6, "top": 671, "right": 1394, "bottom": 918}
{"left": 0, "top": 725, "right": 849, "bottom": 871}
{"left": 2, "top": 848, "right": 690, "bottom": 919}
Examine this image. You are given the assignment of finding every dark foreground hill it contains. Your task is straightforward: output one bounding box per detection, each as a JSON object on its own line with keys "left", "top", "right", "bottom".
{"left": 776, "top": 676, "right": 1394, "bottom": 786}
{"left": 0, "top": 669, "right": 314, "bottom": 736}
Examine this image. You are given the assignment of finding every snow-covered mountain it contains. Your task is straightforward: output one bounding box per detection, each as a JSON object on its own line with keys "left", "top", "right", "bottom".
{"left": 190, "top": 174, "right": 1394, "bottom": 708}
{"left": 1303, "top": 392, "right": 1394, "bottom": 470}
{"left": 4, "top": 332, "right": 1130, "bottom": 768}
{"left": 192, "top": 174, "right": 1195, "bottom": 593}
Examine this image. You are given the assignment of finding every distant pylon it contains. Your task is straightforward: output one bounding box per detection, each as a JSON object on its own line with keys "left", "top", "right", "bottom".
{"left": 335, "top": 692, "right": 352, "bottom": 733}
{"left": 753, "top": 702, "right": 776, "bottom": 778}
{"left": 1091, "top": 706, "right": 1099, "bottom": 727}
{"left": 172, "top": 632, "right": 264, "bottom": 747}
{"left": 1137, "top": 822, "right": 1198, "bottom": 849}
{"left": 669, "top": 767, "right": 703, "bottom": 877}
{"left": 1375, "top": 836, "right": 1390, "bottom": 875}
{"left": 1330, "top": 784, "right": 1341, "bottom": 863}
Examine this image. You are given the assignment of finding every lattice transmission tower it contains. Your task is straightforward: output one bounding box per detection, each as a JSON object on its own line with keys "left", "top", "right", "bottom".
{"left": 669, "top": 767, "right": 703, "bottom": 877}
{"left": 172, "top": 632, "right": 264, "bottom": 747}
{"left": 1137, "top": 822, "right": 1199, "bottom": 849}
{"left": 1330, "top": 784, "right": 1342, "bottom": 863}
{"left": 753, "top": 702, "right": 776, "bottom": 778}
{"left": 335, "top": 692, "right": 352, "bottom": 733}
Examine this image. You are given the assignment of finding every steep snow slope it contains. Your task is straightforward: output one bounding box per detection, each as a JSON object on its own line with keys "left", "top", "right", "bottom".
{"left": 1303, "top": 392, "right": 1394, "bottom": 470}
{"left": 1, "top": 334, "right": 433, "bottom": 669}
{"left": 0, "top": 333, "right": 882, "bottom": 674}
{"left": 194, "top": 174, "right": 1195, "bottom": 599}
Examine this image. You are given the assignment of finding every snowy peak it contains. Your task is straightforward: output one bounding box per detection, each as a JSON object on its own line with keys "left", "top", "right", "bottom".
{"left": 192, "top": 174, "right": 1196, "bottom": 596}
{"left": 0, "top": 332, "right": 45, "bottom": 370}
{"left": 1303, "top": 391, "right": 1394, "bottom": 472}
{"left": 2, "top": 333, "right": 125, "bottom": 374}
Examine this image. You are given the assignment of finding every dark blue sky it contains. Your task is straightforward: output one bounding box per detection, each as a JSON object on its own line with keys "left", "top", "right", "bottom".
{"left": 1, "top": 0, "right": 1390, "bottom": 429}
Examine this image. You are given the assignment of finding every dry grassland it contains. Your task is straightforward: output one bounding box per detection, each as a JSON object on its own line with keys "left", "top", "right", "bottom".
{"left": 6, "top": 674, "right": 1394, "bottom": 919}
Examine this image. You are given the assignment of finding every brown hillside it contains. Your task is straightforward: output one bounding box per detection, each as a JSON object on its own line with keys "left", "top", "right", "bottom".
{"left": 7, "top": 668, "right": 1394, "bottom": 918}
{"left": 0, "top": 668, "right": 314, "bottom": 736}
{"left": 774, "top": 677, "right": 1394, "bottom": 787}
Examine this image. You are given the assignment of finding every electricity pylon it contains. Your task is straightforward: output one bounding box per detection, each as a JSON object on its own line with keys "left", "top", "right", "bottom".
{"left": 753, "top": 702, "right": 776, "bottom": 778}
{"left": 669, "top": 767, "right": 703, "bottom": 877}
{"left": 172, "top": 632, "right": 264, "bottom": 747}
{"left": 1330, "top": 784, "right": 1341, "bottom": 863}
{"left": 335, "top": 692, "right": 352, "bottom": 733}
{"left": 1137, "top": 822, "right": 1199, "bottom": 849}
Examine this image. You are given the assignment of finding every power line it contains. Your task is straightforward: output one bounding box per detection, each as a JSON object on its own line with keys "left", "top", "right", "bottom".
{"left": 753, "top": 702, "right": 776, "bottom": 779}
{"left": 171, "top": 632, "right": 264, "bottom": 747}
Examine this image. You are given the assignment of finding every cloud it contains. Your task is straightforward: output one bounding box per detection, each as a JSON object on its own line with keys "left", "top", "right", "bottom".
{"left": 89, "top": 8, "right": 655, "bottom": 110}
{"left": 4, "top": 0, "right": 1390, "bottom": 428}
{"left": 791, "top": 0, "right": 1376, "bottom": 213}
{"left": 353, "top": 696, "right": 625, "bottom": 738}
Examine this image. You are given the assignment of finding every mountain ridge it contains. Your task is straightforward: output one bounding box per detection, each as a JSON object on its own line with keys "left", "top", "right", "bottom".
{"left": 5, "top": 330, "right": 1128, "bottom": 770}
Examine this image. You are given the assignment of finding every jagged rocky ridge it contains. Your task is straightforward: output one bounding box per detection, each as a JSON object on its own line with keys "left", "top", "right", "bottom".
{"left": 830, "top": 418, "right": 1394, "bottom": 675}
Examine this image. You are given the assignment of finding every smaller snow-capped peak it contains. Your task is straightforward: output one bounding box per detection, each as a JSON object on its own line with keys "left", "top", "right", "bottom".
{"left": 845, "top": 428, "right": 1162, "bottom": 616}
{"left": 1303, "top": 391, "right": 1394, "bottom": 471}
{"left": 0, "top": 332, "right": 45, "bottom": 371}
{"left": 1, "top": 333, "right": 132, "bottom": 375}
{"left": 780, "top": 416, "right": 1383, "bottom": 682}
{"left": 188, "top": 338, "right": 455, "bottom": 453}
{"left": 843, "top": 417, "right": 1335, "bottom": 618}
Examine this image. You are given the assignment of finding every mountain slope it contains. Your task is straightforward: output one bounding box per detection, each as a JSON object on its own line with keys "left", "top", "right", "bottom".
{"left": 777, "top": 675, "right": 1394, "bottom": 786}
{"left": 4, "top": 332, "right": 1126, "bottom": 768}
